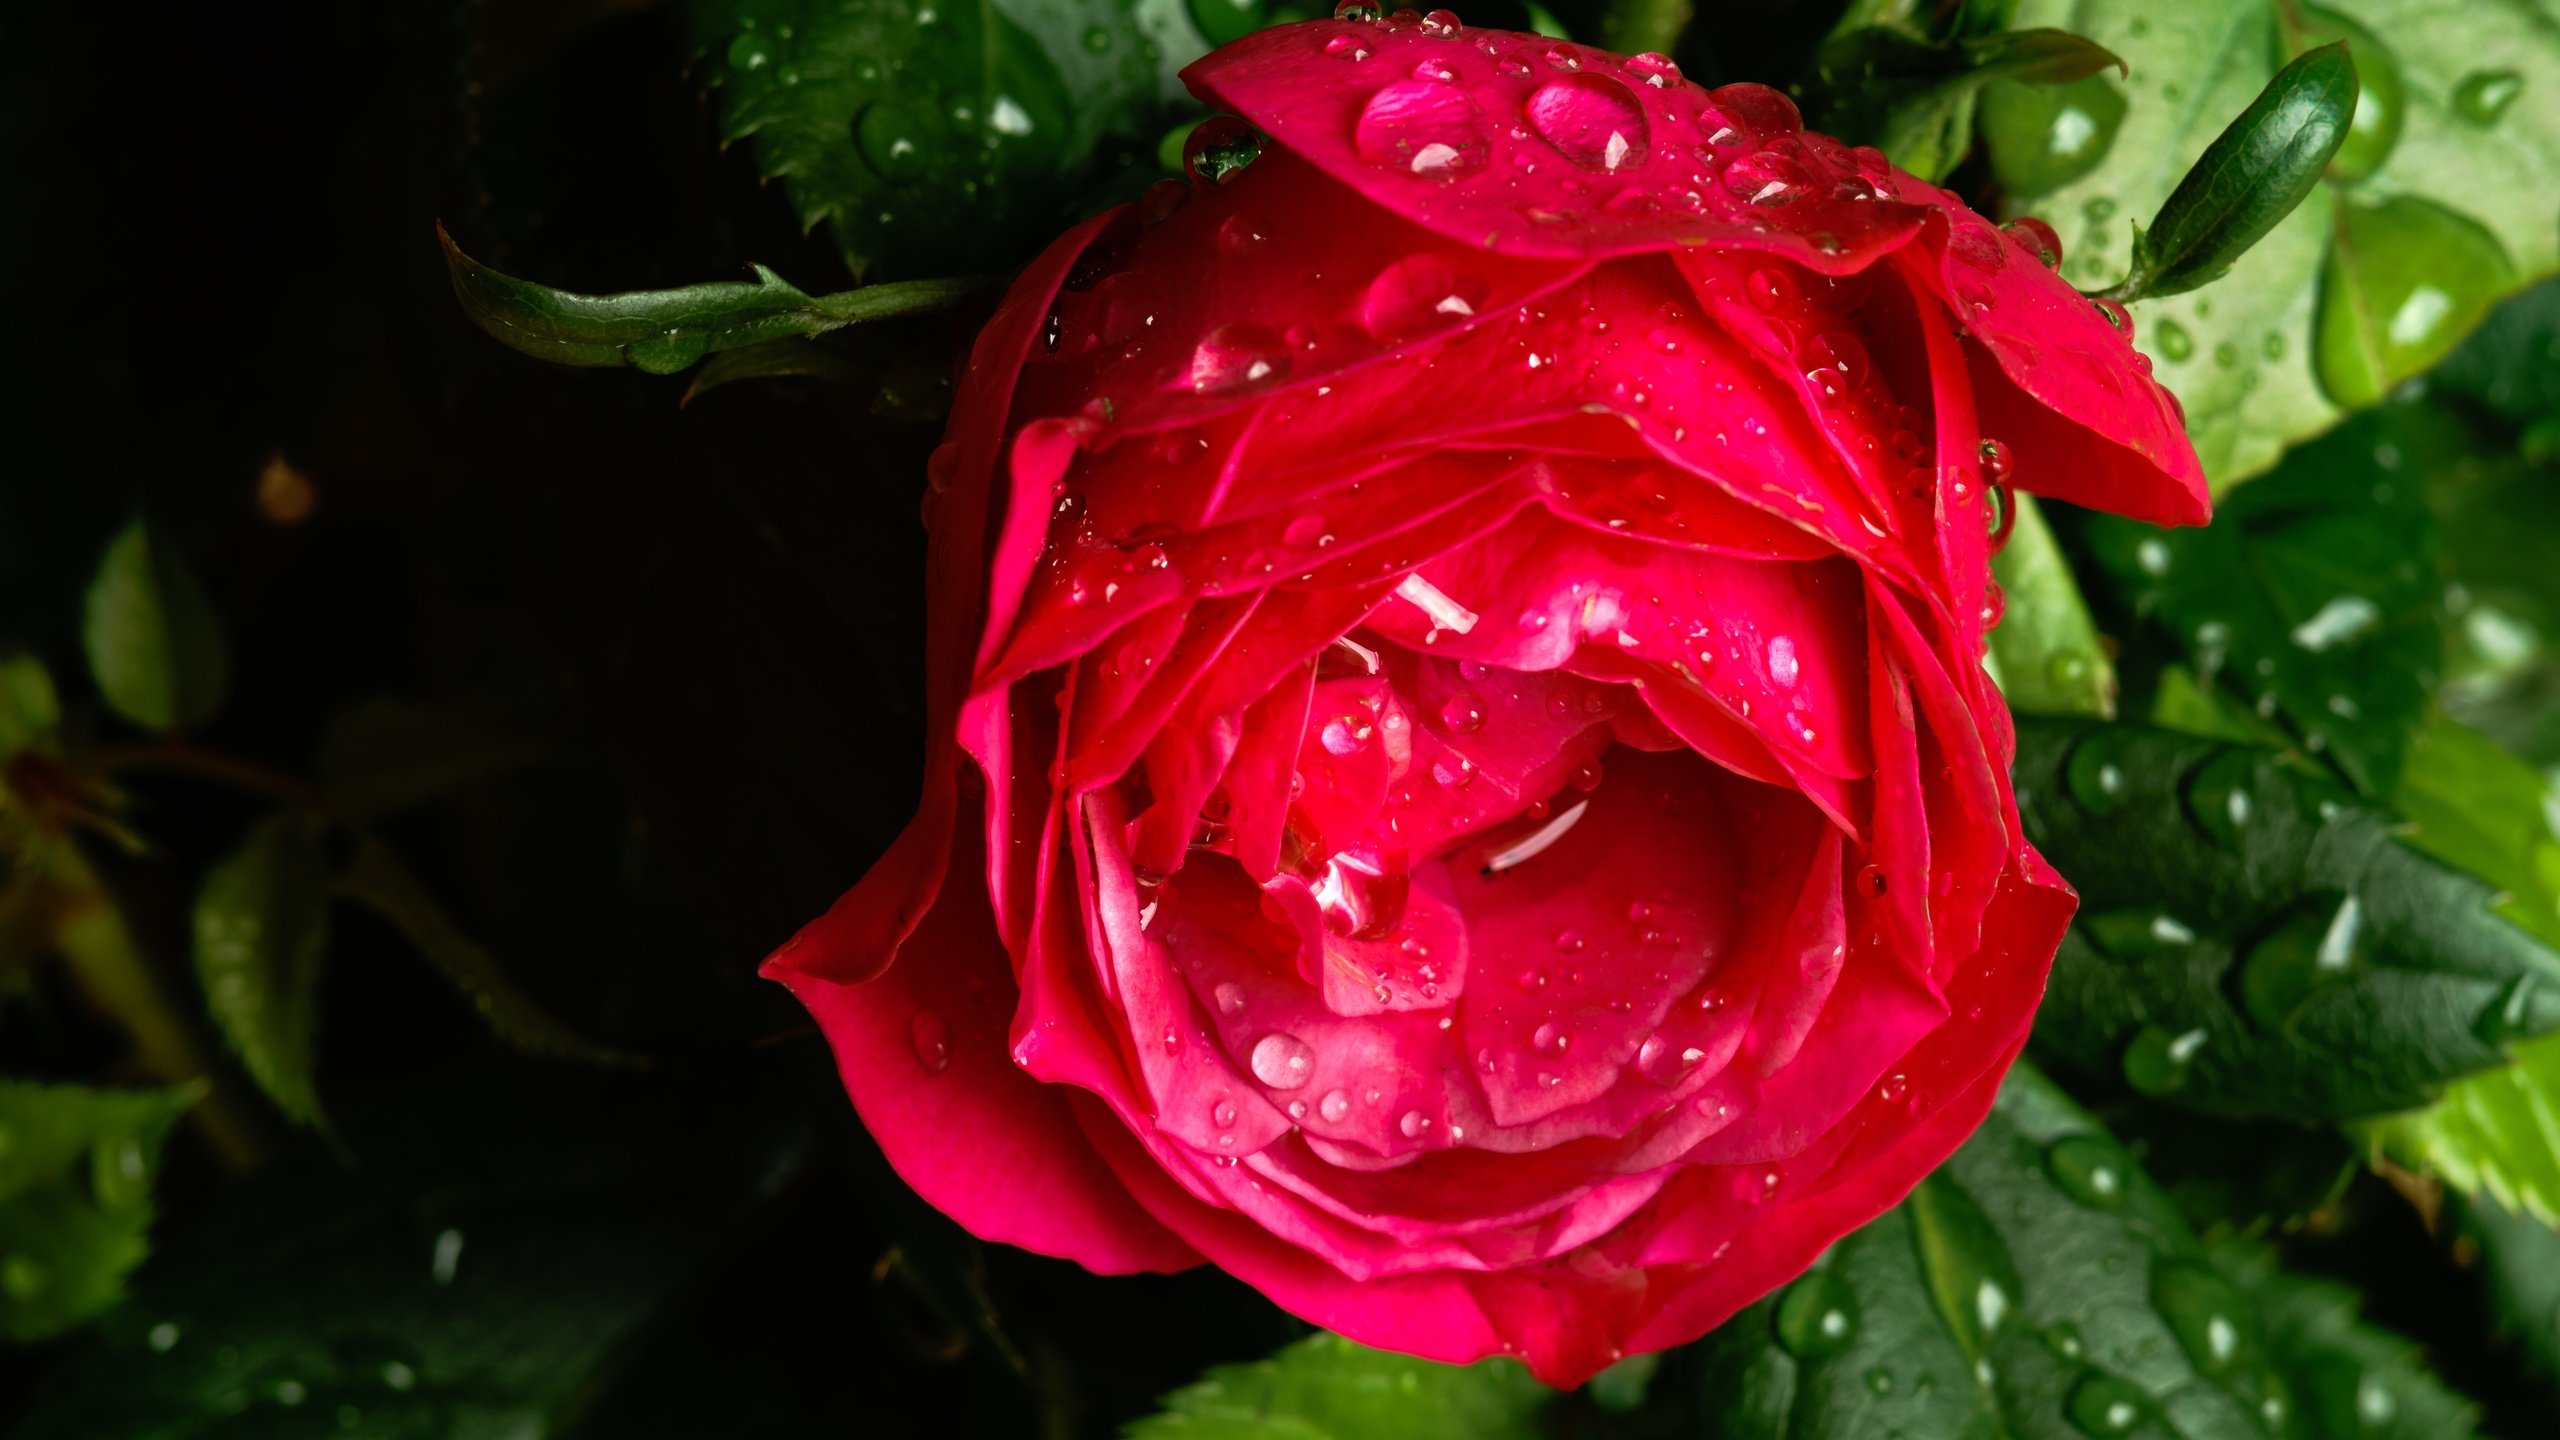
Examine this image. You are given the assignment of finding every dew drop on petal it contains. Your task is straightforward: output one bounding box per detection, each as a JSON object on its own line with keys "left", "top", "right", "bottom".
{"left": 1249, "top": 1032, "right": 1316, "bottom": 1089}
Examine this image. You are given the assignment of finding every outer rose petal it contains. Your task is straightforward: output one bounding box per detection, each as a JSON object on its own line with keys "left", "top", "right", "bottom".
{"left": 778, "top": 826, "right": 1202, "bottom": 1276}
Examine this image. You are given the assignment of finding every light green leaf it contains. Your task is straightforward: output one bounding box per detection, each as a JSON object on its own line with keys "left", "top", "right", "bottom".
{"left": 0, "top": 1081, "right": 198, "bottom": 1342}
{"left": 1125, "top": 1332, "right": 1551, "bottom": 1439}
{"left": 81, "top": 521, "right": 229, "bottom": 733}
{"left": 1990, "top": 492, "right": 2117, "bottom": 718}
{"left": 1991, "top": 0, "right": 2560, "bottom": 488}
{"left": 2016, "top": 720, "right": 2560, "bottom": 1119}
{"left": 1690, "top": 1063, "right": 2476, "bottom": 1439}
{"left": 688, "top": 0, "right": 1209, "bottom": 278}
{"left": 336, "top": 838, "right": 640, "bottom": 1067}
{"left": 192, "top": 813, "right": 334, "bottom": 1126}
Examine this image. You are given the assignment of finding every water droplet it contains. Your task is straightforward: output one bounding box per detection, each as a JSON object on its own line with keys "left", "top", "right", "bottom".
{"left": 1437, "top": 693, "right": 1487, "bottom": 733}
{"left": 727, "top": 33, "right": 777, "bottom": 72}
{"left": 1186, "top": 323, "right": 1290, "bottom": 393}
{"left": 2239, "top": 893, "right": 2367, "bottom": 1028}
{"left": 1722, "top": 148, "right": 1813, "bottom": 205}
{"left": 2004, "top": 216, "right": 2063, "bottom": 267}
{"left": 1319, "top": 1089, "right": 1352, "bottom": 1122}
{"left": 2152, "top": 1260, "right": 2251, "bottom": 1377}
{"left": 1907, "top": 1176, "right": 2021, "bottom": 1360}
{"left": 1361, "top": 254, "right": 1488, "bottom": 340}
{"left": 1399, "top": 1108, "right": 1432, "bottom": 1137}
{"left": 1774, "top": 1270, "right": 1861, "bottom": 1358}
{"left": 2122, "top": 1023, "right": 2209, "bottom": 1095}
{"left": 2182, "top": 749, "right": 2256, "bottom": 848}
{"left": 2155, "top": 318, "right": 2195, "bottom": 363}
{"left": 1766, "top": 634, "right": 1800, "bottom": 687}
{"left": 1532, "top": 1021, "right": 1570, "bottom": 1056}
{"left": 1333, "top": 0, "right": 1383, "bottom": 18}
{"left": 2064, "top": 733, "right": 2132, "bottom": 816}
{"left": 1876, "top": 1071, "right": 1909, "bottom": 1102}
{"left": 1636, "top": 1034, "right": 1706, "bottom": 1084}
{"left": 2454, "top": 69, "right": 2525, "bottom": 125}
{"left": 1855, "top": 862, "right": 1889, "bottom": 901}
{"left": 1183, "top": 116, "right": 1264, "bottom": 185}
{"left": 1249, "top": 1032, "right": 1316, "bottom": 1088}
{"left": 855, "top": 101, "right": 933, "bottom": 184}
{"left": 2065, "top": 1372, "right": 2149, "bottom": 1436}
{"left": 1212, "top": 1098, "right": 1239, "bottom": 1127}
{"left": 2045, "top": 1134, "right": 2130, "bottom": 1210}
{"left": 1419, "top": 8, "right": 1462, "bottom": 38}
{"left": 1215, "top": 981, "right": 1248, "bottom": 1015}
{"left": 1356, "top": 79, "right": 1490, "bottom": 176}
{"left": 911, "top": 1010, "right": 952, "bottom": 1073}
{"left": 1524, "top": 73, "right": 1650, "bottom": 171}
{"left": 2316, "top": 195, "right": 2517, "bottom": 409}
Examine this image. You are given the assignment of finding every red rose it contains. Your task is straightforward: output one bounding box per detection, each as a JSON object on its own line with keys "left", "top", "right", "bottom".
{"left": 767, "top": 14, "right": 2205, "bottom": 1385}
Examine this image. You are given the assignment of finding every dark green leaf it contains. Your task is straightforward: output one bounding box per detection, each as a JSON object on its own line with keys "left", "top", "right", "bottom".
{"left": 335, "top": 838, "right": 640, "bottom": 1067}
{"left": 688, "top": 0, "right": 1205, "bottom": 277}
{"left": 2086, "top": 402, "right": 2453, "bottom": 796}
{"left": 2358, "top": 713, "right": 2560, "bottom": 1221}
{"left": 2447, "top": 1193, "right": 2560, "bottom": 1394}
{"left": 192, "top": 813, "right": 334, "bottom": 1127}
{"left": 1990, "top": 492, "right": 2117, "bottom": 718}
{"left": 2432, "top": 439, "right": 2560, "bottom": 766}
{"left": 2102, "top": 43, "right": 2356, "bottom": 304}
{"left": 2099, "top": 1104, "right": 2356, "bottom": 1238}
{"left": 316, "top": 693, "right": 565, "bottom": 824}
{"left": 1690, "top": 1063, "right": 2474, "bottom": 1439}
{"left": 2431, "top": 276, "right": 2560, "bottom": 424}
{"left": 9, "top": 1068, "right": 799, "bottom": 1437}
{"left": 2017, "top": 719, "right": 2560, "bottom": 1118}
{"left": 439, "top": 226, "right": 987, "bottom": 373}
{"left": 81, "top": 520, "right": 228, "bottom": 733}
{"left": 2212, "top": 1239, "right": 2481, "bottom": 1440}
{"left": 1125, "top": 1331, "right": 1551, "bottom": 1439}
{"left": 0, "top": 1081, "right": 198, "bottom": 1342}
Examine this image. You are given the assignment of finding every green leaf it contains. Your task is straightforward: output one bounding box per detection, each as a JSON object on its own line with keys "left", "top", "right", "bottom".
{"left": 192, "top": 813, "right": 335, "bottom": 1127}
{"left": 81, "top": 520, "right": 229, "bottom": 733}
{"left": 1988, "top": 0, "right": 2560, "bottom": 487}
{"left": 0, "top": 652, "right": 62, "bottom": 757}
{"left": 2431, "top": 276, "right": 2560, "bottom": 424}
{"left": 2085, "top": 401, "right": 2456, "bottom": 796}
{"left": 1125, "top": 1331, "right": 1551, "bottom": 1439}
{"left": 9, "top": 1068, "right": 798, "bottom": 1437}
{"left": 1990, "top": 492, "right": 2117, "bottom": 718}
{"left": 687, "top": 0, "right": 1206, "bottom": 278}
{"left": 316, "top": 693, "right": 564, "bottom": 824}
{"left": 2016, "top": 719, "right": 2560, "bottom": 1119}
{"left": 681, "top": 335, "right": 883, "bottom": 406}
{"left": 335, "top": 838, "right": 640, "bottom": 1066}
{"left": 2211, "top": 1239, "right": 2481, "bottom": 1440}
{"left": 2095, "top": 1103, "right": 2357, "bottom": 1238}
{"left": 2428, "top": 390, "right": 2560, "bottom": 765}
{"left": 2358, "top": 713, "right": 2560, "bottom": 1222}
{"left": 0, "top": 1080, "right": 198, "bottom": 1342}
{"left": 1689, "top": 1062, "right": 2475, "bottom": 1439}
{"left": 439, "top": 226, "right": 987, "bottom": 373}
{"left": 1811, "top": 25, "right": 2123, "bottom": 182}
{"left": 2102, "top": 43, "right": 2357, "bottom": 304}
{"left": 2447, "top": 1193, "right": 2560, "bottom": 1392}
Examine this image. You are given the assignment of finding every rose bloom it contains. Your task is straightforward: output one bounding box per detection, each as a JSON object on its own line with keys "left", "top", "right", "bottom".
{"left": 768, "top": 12, "right": 2205, "bottom": 1385}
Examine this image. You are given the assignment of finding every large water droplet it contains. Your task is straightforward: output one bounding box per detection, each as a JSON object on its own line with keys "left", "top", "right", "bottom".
{"left": 2045, "top": 1134, "right": 2131, "bottom": 1210}
{"left": 1635, "top": 1034, "right": 1706, "bottom": 1085}
{"left": 1183, "top": 116, "right": 1265, "bottom": 185}
{"left": 2065, "top": 1372, "right": 2150, "bottom": 1436}
{"left": 2122, "top": 1023, "right": 2209, "bottom": 1095}
{"left": 2152, "top": 1260, "right": 2251, "bottom": 1377}
{"left": 1524, "top": 73, "right": 1651, "bottom": 171}
{"left": 1186, "top": 323, "right": 1291, "bottom": 393}
{"left": 1249, "top": 1031, "right": 1316, "bottom": 1089}
{"left": 1356, "top": 80, "right": 1490, "bottom": 176}
{"left": 1360, "top": 254, "right": 1489, "bottom": 341}
{"left": 2316, "top": 196, "right": 2517, "bottom": 409}
{"left": 2454, "top": 69, "right": 2526, "bottom": 125}
{"left": 856, "top": 101, "right": 934, "bottom": 184}
{"left": 1721, "top": 149, "right": 1812, "bottom": 205}
{"left": 2298, "top": 7, "right": 2403, "bottom": 181}
{"left": 2181, "top": 749, "right": 2256, "bottom": 849}
{"left": 911, "top": 1010, "right": 952, "bottom": 1073}
{"left": 1774, "top": 1270, "right": 1861, "bottom": 1359}
{"left": 2239, "top": 893, "right": 2367, "bottom": 1028}
{"left": 2064, "top": 732, "right": 2133, "bottom": 817}
{"left": 1398, "top": 1108, "right": 1432, "bottom": 1138}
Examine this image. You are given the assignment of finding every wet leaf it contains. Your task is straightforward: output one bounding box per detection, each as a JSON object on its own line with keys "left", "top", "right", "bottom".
{"left": 335, "top": 839, "right": 640, "bottom": 1067}
{"left": 2358, "top": 713, "right": 2560, "bottom": 1223}
{"left": 440, "top": 227, "right": 987, "bottom": 373}
{"left": 2016, "top": 720, "right": 2560, "bottom": 1119}
{"left": 81, "top": 520, "right": 228, "bottom": 733}
{"left": 1691, "top": 1063, "right": 2475, "bottom": 1439}
{"left": 1988, "top": 0, "right": 2560, "bottom": 487}
{"left": 2086, "top": 402, "right": 2454, "bottom": 797}
{"left": 1990, "top": 492, "right": 2117, "bottom": 718}
{"left": 0, "top": 1081, "right": 198, "bottom": 1342}
{"left": 1127, "top": 1331, "right": 1551, "bottom": 1439}
{"left": 2213, "top": 1239, "right": 2481, "bottom": 1440}
{"left": 192, "top": 813, "right": 335, "bottom": 1127}
{"left": 687, "top": 0, "right": 1206, "bottom": 278}
{"left": 1811, "top": 25, "right": 2123, "bottom": 181}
